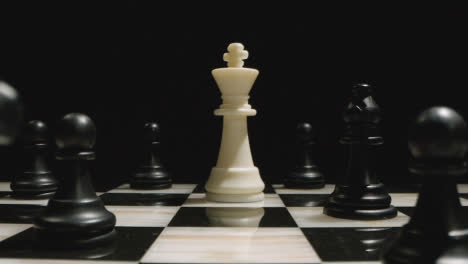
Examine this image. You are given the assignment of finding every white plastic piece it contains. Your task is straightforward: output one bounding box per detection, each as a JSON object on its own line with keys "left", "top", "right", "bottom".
{"left": 223, "top": 43, "right": 249, "bottom": 68}
{"left": 205, "top": 207, "right": 265, "bottom": 227}
{"left": 205, "top": 43, "right": 265, "bottom": 203}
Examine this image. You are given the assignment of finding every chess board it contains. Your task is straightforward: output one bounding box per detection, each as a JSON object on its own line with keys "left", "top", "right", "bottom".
{"left": 0, "top": 182, "right": 467, "bottom": 264}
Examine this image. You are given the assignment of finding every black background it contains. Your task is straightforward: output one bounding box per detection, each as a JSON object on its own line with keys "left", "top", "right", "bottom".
{"left": 1, "top": 3, "right": 467, "bottom": 190}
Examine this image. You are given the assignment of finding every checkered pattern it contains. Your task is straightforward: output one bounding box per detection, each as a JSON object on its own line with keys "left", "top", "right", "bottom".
{"left": 0, "top": 181, "right": 467, "bottom": 263}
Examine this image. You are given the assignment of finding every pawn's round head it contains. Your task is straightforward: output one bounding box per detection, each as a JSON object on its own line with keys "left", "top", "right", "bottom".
{"left": 351, "top": 83, "right": 374, "bottom": 100}
{"left": 23, "top": 120, "right": 48, "bottom": 143}
{"left": 409, "top": 106, "right": 468, "bottom": 161}
{"left": 296, "top": 122, "right": 317, "bottom": 142}
{"left": 143, "top": 122, "right": 160, "bottom": 142}
{"left": 56, "top": 113, "right": 96, "bottom": 150}
{"left": 0, "top": 81, "right": 23, "bottom": 145}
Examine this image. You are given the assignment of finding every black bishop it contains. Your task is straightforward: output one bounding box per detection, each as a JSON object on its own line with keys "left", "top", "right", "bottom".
{"left": 323, "top": 83, "right": 397, "bottom": 220}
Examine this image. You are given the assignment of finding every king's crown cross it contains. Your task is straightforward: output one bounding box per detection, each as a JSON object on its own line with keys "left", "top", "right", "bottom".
{"left": 223, "top": 43, "right": 249, "bottom": 68}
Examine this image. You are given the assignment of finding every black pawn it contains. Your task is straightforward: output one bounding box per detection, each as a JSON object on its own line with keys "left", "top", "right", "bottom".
{"left": 130, "top": 122, "right": 172, "bottom": 189}
{"left": 0, "top": 80, "right": 23, "bottom": 145}
{"left": 284, "top": 122, "right": 325, "bottom": 188}
{"left": 324, "top": 83, "right": 397, "bottom": 220}
{"left": 11, "top": 120, "right": 58, "bottom": 199}
{"left": 34, "top": 113, "right": 116, "bottom": 248}
{"left": 383, "top": 106, "right": 468, "bottom": 264}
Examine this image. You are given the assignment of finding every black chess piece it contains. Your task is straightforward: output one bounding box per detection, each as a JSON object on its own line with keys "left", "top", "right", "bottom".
{"left": 383, "top": 106, "right": 468, "bottom": 264}
{"left": 33, "top": 113, "right": 116, "bottom": 248}
{"left": 323, "top": 83, "right": 397, "bottom": 220}
{"left": 11, "top": 120, "right": 58, "bottom": 199}
{"left": 284, "top": 122, "right": 325, "bottom": 188}
{"left": 0, "top": 80, "right": 23, "bottom": 145}
{"left": 130, "top": 122, "right": 172, "bottom": 189}
{"left": 436, "top": 242, "right": 468, "bottom": 264}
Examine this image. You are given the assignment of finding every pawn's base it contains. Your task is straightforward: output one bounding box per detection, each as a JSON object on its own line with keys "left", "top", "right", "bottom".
{"left": 130, "top": 181, "right": 172, "bottom": 190}
{"left": 11, "top": 191, "right": 56, "bottom": 200}
{"left": 382, "top": 223, "right": 467, "bottom": 264}
{"left": 10, "top": 173, "right": 58, "bottom": 200}
{"left": 130, "top": 167, "right": 172, "bottom": 190}
{"left": 323, "top": 204, "right": 397, "bottom": 220}
{"left": 284, "top": 179, "right": 325, "bottom": 189}
{"left": 205, "top": 191, "right": 264, "bottom": 203}
{"left": 383, "top": 236, "right": 434, "bottom": 264}
{"left": 34, "top": 228, "right": 117, "bottom": 249}
{"left": 284, "top": 168, "right": 325, "bottom": 189}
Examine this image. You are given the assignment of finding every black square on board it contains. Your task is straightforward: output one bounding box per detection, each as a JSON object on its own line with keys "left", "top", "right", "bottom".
{"left": 386, "top": 184, "right": 421, "bottom": 193}
{"left": 192, "top": 184, "right": 205, "bottom": 193}
{"left": 279, "top": 194, "right": 329, "bottom": 207}
{"left": 169, "top": 207, "right": 297, "bottom": 227}
{"left": 302, "top": 227, "right": 400, "bottom": 262}
{"left": 398, "top": 205, "right": 468, "bottom": 219}
{"left": 0, "top": 226, "right": 163, "bottom": 261}
{"left": 397, "top": 207, "right": 414, "bottom": 217}
{"left": 0, "top": 204, "right": 44, "bottom": 223}
{"left": 100, "top": 193, "right": 189, "bottom": 206}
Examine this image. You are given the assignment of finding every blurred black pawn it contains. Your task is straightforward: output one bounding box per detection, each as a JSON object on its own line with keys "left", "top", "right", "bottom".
{"left": 34, "top": 113, "right": 116, "bottom": 248}
{"left": 0, "top": 80, "right": 23, "bottom": 145}
{"left": 324, "top": 83, "right": 397, "bottom": 220}
{"left": 436, "top": 242, "right": 468, "bottom": 264}
{"left": 284, "top": 122, "right": 325, "bottom": 188}
{"left": 11, "top": 121, "right": 58, "bottom": 199}
{"left": 383, "top": 106, "right": 468, "bottom": 264}
{"left": 130, "top": 122, "right": 172, "bottom": 189}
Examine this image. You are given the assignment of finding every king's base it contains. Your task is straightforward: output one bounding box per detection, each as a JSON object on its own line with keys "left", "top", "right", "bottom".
{"left": 205, "top": 191, "right": 264, "bottom": 203}
{"left": 205, "top": 167, "right": 265, "bottom": 203}
{"left": 205, "top": 207, "right": 265, "bottom": 227}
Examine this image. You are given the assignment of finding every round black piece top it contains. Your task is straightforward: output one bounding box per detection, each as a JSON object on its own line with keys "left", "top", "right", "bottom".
{"left": 23, "top": 120, "right": 48, "bottom": 144}
{"left": 56, "top": 113, "right": 96, "bottom": 150}
{"left": 409, "top": 106, "right": 468, "bottom": 161}
{"left": 0, "top": 80, "right": 23, "bottom": 145}
{"left": 343, "top": 82, "right": 380, "bottom": 125}
{"left": 351, "top": 83, "right": 374, "bottom": 100}
{"left": 143, "top": 122, "right": 160, "bottom": 142}
{"left": 296, "top": 122, "right": 316, "bottom": 142}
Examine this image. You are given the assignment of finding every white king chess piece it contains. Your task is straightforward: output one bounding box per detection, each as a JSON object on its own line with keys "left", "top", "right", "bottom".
{"left": 205, "top": 43, "right": 265, "bottom": 202}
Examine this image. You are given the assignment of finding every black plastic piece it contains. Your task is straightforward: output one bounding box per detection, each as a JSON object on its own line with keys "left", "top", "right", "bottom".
{"left": 324, "top": 83, "right": 397, "bottom": 220}
{"left": 33, "top": 113, "right": 116, "bottom": 248}
{"left": 284, "top": 122, "right": 325, "bottom": 188}
{"left": 0, "top": 80, "right": 23, "bottom": 145}
{"left": 383, "top": 106, "right": 468, "bottom": 264}
{"left": 11, "top": 120, "right": 58, "bottom": 199}
{"left": 130, "top": 122, "right": 172, "bottom": 189}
